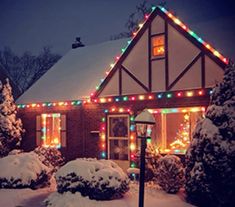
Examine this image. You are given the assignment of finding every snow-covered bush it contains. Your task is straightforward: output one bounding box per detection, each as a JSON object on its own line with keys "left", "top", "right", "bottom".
{"left": 0, "top": 152, "right": 51, "bottom": 189}
{"left": 135, "top": 143, "right": 162, "bottom": 181}
{"left": 34, "top": 146, "right": 64, "bottom": 172}
{"left": 0, "top": 79, "right": 24, "bottom": 157}
{"left": 155, "top": 155, "right": 184, "bottom": 193}
{"left": 55, "top": 158, "right": 129, "bottom": 200}
{"left": 8, "top": 149, "right": 23, "bottom": 155}
{"left": 185, "top": 64, "right": 235, "bottom": 207}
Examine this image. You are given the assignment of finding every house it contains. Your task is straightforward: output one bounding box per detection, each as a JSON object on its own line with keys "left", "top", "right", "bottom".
{"left": 17, "top": 6, "right": 229, "bottom": 170}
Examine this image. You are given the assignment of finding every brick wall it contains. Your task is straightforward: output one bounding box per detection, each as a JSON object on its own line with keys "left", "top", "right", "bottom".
{"left": 18, "top": 95, "right": 210, "bottom": 161}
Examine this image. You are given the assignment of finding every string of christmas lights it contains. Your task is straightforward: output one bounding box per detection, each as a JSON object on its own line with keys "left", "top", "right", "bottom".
{"left": 90, "top": 6, "right": 228, "bottom": 98}
{"left": 100, "top": 107, "right": 137, "bottom": 168}
{"left": 17, "top": 88, "right": 212, "bottom": 109}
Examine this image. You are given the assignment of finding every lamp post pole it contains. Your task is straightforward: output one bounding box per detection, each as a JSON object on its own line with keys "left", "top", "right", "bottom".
{"left": 135, "top": 109, "right": 156, "bottom": 207}
{"left": 138, "top": 136, "right": 147, "bottom": 207}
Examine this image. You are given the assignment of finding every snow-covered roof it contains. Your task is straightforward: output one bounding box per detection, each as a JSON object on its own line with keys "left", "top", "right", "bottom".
{"left": 17, "top": 39, "right": 128, "bottom": 104}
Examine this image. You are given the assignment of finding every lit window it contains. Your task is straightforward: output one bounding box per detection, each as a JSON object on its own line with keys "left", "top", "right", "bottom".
{"left": 41, "top": 113, "right": 61, "bottom": 148}
{"left": 152, "top": 35, "right": 165, "bottom": 57}
{"left": 148, "top": 107, "right": 205, "bottom": 154}
{"left": 36, "top": 113, "right": 66, "bottom": 148}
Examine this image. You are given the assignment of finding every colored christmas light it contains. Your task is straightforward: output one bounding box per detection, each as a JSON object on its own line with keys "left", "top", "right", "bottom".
{"left": 158, "top": 6, "right": 229, "bottom": 64}
{"left": 100, "top": 107, "right": 136, "bottom": 167}
{"left": 17, "top": 88, "right": 213, "bottom": 109}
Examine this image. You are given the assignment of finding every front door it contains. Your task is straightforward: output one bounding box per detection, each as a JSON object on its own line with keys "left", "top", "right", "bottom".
{"left": 107, "top": 114, "right": 130, "bottom": 171}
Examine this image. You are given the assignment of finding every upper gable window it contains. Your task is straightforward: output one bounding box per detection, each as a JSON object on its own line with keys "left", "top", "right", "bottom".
{"left": 152, "top": 35, "right": 165, "bottom": 57}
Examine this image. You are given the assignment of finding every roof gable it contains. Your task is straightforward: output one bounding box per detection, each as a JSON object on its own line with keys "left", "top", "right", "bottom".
{"left": 94, "top": 6, "right": 228, "bottom": 98}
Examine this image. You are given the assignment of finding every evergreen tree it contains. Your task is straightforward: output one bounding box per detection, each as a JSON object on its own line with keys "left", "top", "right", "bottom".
{"left": 0, "top": 79, "right": 24, "bottom": 157}
{"left": 185, "top": 63, "right": 235, "bottom": 207}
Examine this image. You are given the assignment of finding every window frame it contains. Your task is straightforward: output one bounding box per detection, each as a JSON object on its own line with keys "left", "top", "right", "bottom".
{"left": 151, "top": 34, "right": 165, "bottom": 58}
{"left": 107, "top": 114, "right": 130, "bottom": 161}
{"left": 36, "top": 113, "right": 66, "bottom": 148}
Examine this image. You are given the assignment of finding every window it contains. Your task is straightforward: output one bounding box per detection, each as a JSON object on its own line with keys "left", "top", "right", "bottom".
{"left": 152, "top": 35, "right": 165, "bottom": 57}
{"left": 107, "top": 114, "right": 129, "bottom": 160}
{"left": 148, "top": 107, "right": 205, "bottom": 154}
{"left": 36, "top": 113, "right": 66, "bottom": 148}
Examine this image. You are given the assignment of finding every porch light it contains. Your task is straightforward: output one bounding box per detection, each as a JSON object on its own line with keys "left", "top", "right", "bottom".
{"left": 135, "top": 109, "right": 156, "bottom": 207}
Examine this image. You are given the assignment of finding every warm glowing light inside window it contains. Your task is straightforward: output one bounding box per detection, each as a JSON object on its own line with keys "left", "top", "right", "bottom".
{"left": 152, "top": 35, "right": 165, "bottom": 57}
{"left": 41, "top": 113, "right": 61, "bottom": 148}
{"left": 147, "top": 107, "right": 205, "bottom": 154}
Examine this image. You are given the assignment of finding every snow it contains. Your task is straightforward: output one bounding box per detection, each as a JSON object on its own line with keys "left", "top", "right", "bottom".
{"left": 45, "top": 183, "right": 195, "bottom": 207}
{"left": 17, "top": 39, "right": 128, "bottom": 103}
{"left": 0, "top": 152, "right": 49, "bottom": 186}
{"left": 56, "top": 158, "right": 128, "bottom": 189}
{"left": 0, "top": 183, "right": 195, "bottom": 207}
{"left": 127, "top": 168, "right": 140, "bottom": 175}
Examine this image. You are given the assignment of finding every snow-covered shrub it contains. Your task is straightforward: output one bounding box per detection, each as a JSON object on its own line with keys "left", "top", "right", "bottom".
{"left": 155, "top": 155, "right": 184, "bottom": 193}
{"left": 34, "top": 146, "right": 64, "bottom": 172}
{"left": 0, "top": 79, "right": 24, "bottom": 157}
{"left": 56, "top": 158, "right": 129, "bottom": 200}
{"left": 8, "top": 149, "right": 23, "bottom": 155}
{"left": 135, "top": 143, "right": 162, "bottom": 181}
{"left": 0, "top": 152, "right": 51, "bottom": 189}
{"left": 185, "top": 64, "right": 235, "bottom": 207}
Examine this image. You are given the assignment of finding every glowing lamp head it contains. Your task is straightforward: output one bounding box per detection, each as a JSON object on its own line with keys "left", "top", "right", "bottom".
{"left": 135, "top": 109, "right": 156, "bottom": 138}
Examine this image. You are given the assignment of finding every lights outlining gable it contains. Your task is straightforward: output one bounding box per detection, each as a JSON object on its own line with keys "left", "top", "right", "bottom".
{"left": 90, "top": 6, "right": 229, "bottom": 98}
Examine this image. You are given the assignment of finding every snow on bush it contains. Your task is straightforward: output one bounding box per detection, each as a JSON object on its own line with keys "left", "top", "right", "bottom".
{"left": 55, "top": 158, "right": 130, "bottom": 200}
{"left": 8, "top": 149, "right": 23, "bottom": 155}
{"left": 135, "top": 143, "right": 162, "bottom": 181}
{"left": 0, "top": 152, "right": 51, "bottom": 189}
{"left": 0, "top": 79, "right": 24, "bottom": 157}
{"left": 155, "top": 155, "right": 184, "bottom": 193}
{"left": 185, "top": 64, "right": 235, "bottom": 207}
{"left": 34, "top": 146, "right": 65, "bottom": 172}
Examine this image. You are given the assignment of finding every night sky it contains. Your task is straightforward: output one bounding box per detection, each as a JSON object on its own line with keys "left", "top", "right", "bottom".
{"left": 0, "top": 0, "right": 235, "bottom": 60}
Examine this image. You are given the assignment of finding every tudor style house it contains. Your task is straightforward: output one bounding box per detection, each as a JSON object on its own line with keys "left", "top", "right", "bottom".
{"left": 17, "top": 6, "right": 229, "bottom": 170}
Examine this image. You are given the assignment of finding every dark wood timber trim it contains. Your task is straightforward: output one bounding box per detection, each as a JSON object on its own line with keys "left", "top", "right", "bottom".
{"left": 121, "top": 65, "right": 149, "bottom": 92}
{"left": 151, "top": 56, "right": 165, "bottom": 61}
{"left": 148, "top": 26, "right": 152, "bottom": 91}
{"left": 201, "top": 54, "right": 205, "bottom": 88}
{"left": 150, "top": 32, "right": 165, "bottom": 38}
{"left": 168, "top": 53, "right": 202, "bottom": 90}
{"left": 119, "top": 67, "right": 122, "bottom": 95}
{"left": 94, "top": 7, "right": 226, "bottom": 98}
{"left": 94, "top": 10, "right": 157, "bottom": 98}
{"left": 165, "top": 20, "right": 169, "bottom": 90}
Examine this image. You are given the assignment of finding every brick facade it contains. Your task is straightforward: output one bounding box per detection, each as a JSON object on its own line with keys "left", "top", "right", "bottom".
{"left": 18, "top": 95, "right": 210, "bottom": 161}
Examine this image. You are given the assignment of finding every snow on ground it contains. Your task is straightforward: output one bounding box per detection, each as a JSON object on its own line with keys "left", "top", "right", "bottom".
{"left": 46, "top": 183, "right": 195, "bottom": 207}
{"left": 0, "top": 178, "right": 56, "bottom": 207}
{"left": 0, "top": 182, "right": 195, "bottom": 207}
{"left": 0, "top": 187, "right": 52, "bottom": 207}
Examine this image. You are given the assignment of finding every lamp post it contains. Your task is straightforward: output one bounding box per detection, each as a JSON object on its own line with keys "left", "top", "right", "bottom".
{"left": 135, "top": 109, "right": 156, "bottom": 207}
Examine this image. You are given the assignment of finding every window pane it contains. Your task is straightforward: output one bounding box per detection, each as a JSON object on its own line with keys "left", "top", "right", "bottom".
{"left": 109, "top": 139, "right": 128, "bottom": 160}
{"left": 152, "top": 36, "right": 164, "bottom": 46}
{"left": 152, "top": 35, "right": 165, "bottom": 57}
{"left": 153, "top": 46, "right": 165, "bottom": 56}
{"left": 108, "top": 116, "right": 128, "bottom": 138}
{"left": 41, "top": 113, "right": 61, "bottom": 148}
